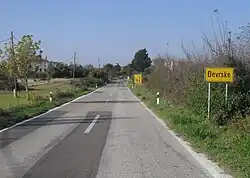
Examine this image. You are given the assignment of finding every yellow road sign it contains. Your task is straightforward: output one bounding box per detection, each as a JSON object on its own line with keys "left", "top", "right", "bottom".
{"left": 134, "top": 74, "right": 142, "bottom": 84}
{"left": 205, "top": 68, "right": 234, "bottom": 83}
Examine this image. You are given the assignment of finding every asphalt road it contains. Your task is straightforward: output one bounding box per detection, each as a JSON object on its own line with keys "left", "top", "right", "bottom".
{"left": 0, "top": 80, "right": 213, "bottom": 178}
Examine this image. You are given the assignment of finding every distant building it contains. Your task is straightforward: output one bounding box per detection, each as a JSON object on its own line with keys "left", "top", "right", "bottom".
{"left": 30, "top": 57, "right": 49, "bottom": 72}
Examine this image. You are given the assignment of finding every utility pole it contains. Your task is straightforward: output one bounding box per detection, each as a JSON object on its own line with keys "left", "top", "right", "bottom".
{"left": 98, "top": 57, "right": 100, "bottom": 68}
{"left": 73, "top": 52, "right": 76, "bottom": 79}
{"left": 10, "top": 31, "right": 17, "bottom": 98}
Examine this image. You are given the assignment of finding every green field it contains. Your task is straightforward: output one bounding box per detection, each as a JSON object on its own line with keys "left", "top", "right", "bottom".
{"left": 0, "top": 80, "right": 72, "bottom": 109}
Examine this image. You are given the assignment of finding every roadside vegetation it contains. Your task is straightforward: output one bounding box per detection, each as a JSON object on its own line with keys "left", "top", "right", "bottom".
{"left": 0, "top": 80, "right": 71, "bottom": 108}
{"left": 126, "top": 12, "right": 250, "bottom": 178}
{"left": 0, "top": 32, "right": 125, "bottom": 130}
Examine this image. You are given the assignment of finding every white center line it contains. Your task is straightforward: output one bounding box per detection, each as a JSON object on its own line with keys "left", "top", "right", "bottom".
{"left": 84, "top": 114, "right": 100, "bottom": 134}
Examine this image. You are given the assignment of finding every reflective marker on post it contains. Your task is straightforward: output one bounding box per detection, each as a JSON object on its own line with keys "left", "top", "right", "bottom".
{"left": 156, "top": 92, "right": 160, "bottom": 105}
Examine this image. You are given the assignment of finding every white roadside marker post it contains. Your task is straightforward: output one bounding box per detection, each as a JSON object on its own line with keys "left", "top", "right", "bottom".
{"left": 13, "top": 89, "right": 16, "bottom": 98}
{"left": 156, "top": 92, "right": 160, "bottom": 105}
{"left": 95, "top": 84, "right": 98, "bottom": 88}
{"left": 49, "top": 92, "right": 53, "bottom": 102}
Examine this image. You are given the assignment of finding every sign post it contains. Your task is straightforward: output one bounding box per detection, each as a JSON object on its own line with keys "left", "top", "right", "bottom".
{"left": 207, "top": 83, "right": 211, "bottom": 119}
{"left": 225, "top": 83, "right": 228, "bottom": 103}
{"left": 205, "top": 67, "right": 234, "bottom": 119}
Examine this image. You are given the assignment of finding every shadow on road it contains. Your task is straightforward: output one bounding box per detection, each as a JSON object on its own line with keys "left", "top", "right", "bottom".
{"left": 4, "top": 116, "right": 137, "bottom": 127}
{"left": 0, "top": 113, "right": 136, "bottom": 148}
{"left": 72, "top": 100, "right": 139, "bottom": 104}
{"left": 119, "top": 88, "right": 128, "bottom": 90}
{"left": 107, "top": 81, "right": 117, "bottom": 84}
{"left": 93, "top": 90, "right": 103, "bottom": 93}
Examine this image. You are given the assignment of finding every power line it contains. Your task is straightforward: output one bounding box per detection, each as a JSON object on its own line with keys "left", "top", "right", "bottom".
{"left": 76, "top": 58, "right": 82, "bottom": 65}
{"left": 0, "top": 38, "right": 10, "bottom": 43}
{"left": 13, "top": 36, "right": 19, "bottom": 42}
{"left": 98, "top": 57, "right": 100, "bottom": 68}
{"left": 62, "top": 57, "right": 73, "bottom": 64}
{"left": 48, "top": 57, "right": 73, "bottom": 65}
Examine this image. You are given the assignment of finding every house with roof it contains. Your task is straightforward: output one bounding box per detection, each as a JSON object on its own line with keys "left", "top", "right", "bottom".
{"left": 30, "top": 56, "right": 49, "bottom": 72}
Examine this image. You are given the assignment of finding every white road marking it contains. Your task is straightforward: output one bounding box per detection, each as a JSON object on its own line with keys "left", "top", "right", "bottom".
{"left": 84, "top": 114, "right": 100, "bottom": 134}
{"left": 0, "top": 86, "right": 105, "bottom": 133}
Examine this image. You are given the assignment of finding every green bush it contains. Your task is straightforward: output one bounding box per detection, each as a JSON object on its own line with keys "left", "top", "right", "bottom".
{"left": 56, "top": 90, "right": 74, "bottom": 98}
{"left": 28, "top": 94, "right": 46, "bottom": 105}
{"left": 72, "top": 76, "right": 104, "bottom": 88}
{"left": 0, "top": 108, "right": 10, "bottom": 118}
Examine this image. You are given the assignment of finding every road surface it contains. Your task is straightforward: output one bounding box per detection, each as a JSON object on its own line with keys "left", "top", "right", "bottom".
{"left": 0, "top": 80, "right": 213, "bottom": 178}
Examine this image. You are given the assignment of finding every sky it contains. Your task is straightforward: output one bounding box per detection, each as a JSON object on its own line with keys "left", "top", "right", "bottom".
{"left": 0, "top": 0, "right": 249, "bottom": 66}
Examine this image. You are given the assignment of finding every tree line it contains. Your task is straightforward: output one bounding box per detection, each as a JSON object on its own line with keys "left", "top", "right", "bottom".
{"left": 0, "top": 34, "right": 131, "bottom": 92}
{"left": 0, "top": 30, "right": 153, "bottom": 94}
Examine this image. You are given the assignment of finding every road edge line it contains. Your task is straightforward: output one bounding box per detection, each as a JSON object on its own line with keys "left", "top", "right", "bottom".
{"left": 125, "top": 82, "right": 232, "bottom": 178}
{"left": 0, "top": 86, "right": 105, "bottom": 133}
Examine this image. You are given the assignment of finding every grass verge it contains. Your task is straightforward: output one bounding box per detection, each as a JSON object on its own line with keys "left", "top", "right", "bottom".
{"left": 0, "top": 80, "right": 72, "bottom": 109}
{"left": 130, "top": 84, "right": 250, "bottom": 178}
{"left": 0, "top": 87, "right": 97, "bottom": 130}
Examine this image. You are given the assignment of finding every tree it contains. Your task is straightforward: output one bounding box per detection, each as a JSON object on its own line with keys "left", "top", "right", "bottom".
{"left": 15, "top": 35, "right": 41, "bottom": 94}
{"left": 46, "top": 62, "right": 54, "bottom": 81}
{"left": 0, "top": 41, "right": 17, "bottom": 82}
{"left": 131, "top": 48, "right": 152, "bottom": 72}
{"left": 0, "top": 60, "right": 18, "bottom": 91}
{"left": 103, "top": 63, "right": 115, "bottom": 79}
{"left": 114, "top": 63, "right": 121, "bottom": 73}
{"left": 1, "top": 35, "right": 41, "bottom": 96}
{"left": 84, "top": 64, "right": 94, "bottom": 71}
{"left": 103, "top": 63, "right": 114, "bottom": 72}
{"left": 0, "top": 61, "right": 7, "bottom": 74}
{"left": 69, "top": 63, "right": 89, "bottom": 78}
{"left": 122, "top": 63, "right": 132, "bottom": 76}
{"left": 51, "top": 62, "right": 70, "bottom": 78}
